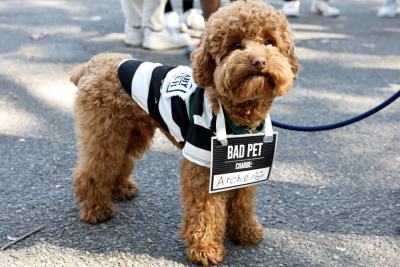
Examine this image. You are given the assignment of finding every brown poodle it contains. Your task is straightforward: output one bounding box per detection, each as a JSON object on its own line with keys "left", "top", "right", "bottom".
{"left": 70, "top": 1, "right": 300, "bottom": 265}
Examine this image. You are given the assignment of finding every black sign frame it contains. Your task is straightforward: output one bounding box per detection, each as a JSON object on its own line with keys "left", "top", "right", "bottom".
{"left": 209, "top": 132, "right": 278, "bottom": 193}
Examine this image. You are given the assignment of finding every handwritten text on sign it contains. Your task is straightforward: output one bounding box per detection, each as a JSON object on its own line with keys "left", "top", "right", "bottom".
{"left": 212, "top": 168, "right": 270, "bottom": 190}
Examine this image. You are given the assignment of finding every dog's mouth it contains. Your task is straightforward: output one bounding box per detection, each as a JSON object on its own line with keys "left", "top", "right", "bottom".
{"left": 249, "top": 72, "right": 276, "bottom": 88}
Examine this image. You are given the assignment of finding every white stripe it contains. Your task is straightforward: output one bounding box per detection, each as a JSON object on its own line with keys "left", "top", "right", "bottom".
{"left": 183, "top": 142, "right": 211, "bottom": 168}
{"left": 193, "top": 115, "right": 209, "bottom": 129}
{"left": 118, "top": 59, "right": 132, "bottom": 68}
{"left": 131, "top": 62, "right": 162, "bottom": 113}
{"left": 158, "top": 95, "right": 185, "bottom": 143}
{"left": 182, "top": 93, "right": 214, "bottom": 167}
{"left": 263, "top": 113, "right": 273, "bottom": 137}
{"left": 216, "top": 102, "right": 227, "bottom": 146}
{"left": 185, "top": 99, "right": 190, "bottom": 116}
{"left": 192, "top": 98, "right": 214, "bottom": 130}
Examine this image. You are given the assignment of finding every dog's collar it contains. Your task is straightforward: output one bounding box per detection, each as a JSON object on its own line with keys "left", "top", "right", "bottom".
{"left": 222, "top": 107, "right": 264, "bottom": 135}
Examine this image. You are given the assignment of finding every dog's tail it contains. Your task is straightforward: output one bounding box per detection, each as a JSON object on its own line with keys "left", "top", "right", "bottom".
{"left": 70, "top": 62, "right": 89, "bottom": 86}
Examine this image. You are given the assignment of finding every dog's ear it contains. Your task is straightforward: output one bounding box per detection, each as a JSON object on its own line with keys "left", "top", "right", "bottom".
{"left": 278, "top": 12, "right": 302, "bottom": 82}
{"left": 191, "top": 43, "right": 216, "bottom": 88}
{"left": 274, "top": 40, "right": 302, "bottom": 97}
{"left": 287, "top": 42, "right": 301, "bottom": 81}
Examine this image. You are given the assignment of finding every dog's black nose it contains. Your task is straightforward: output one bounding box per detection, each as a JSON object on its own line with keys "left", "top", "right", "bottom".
{"left": 251, "top": 57, "right": 266, "bottom": 70}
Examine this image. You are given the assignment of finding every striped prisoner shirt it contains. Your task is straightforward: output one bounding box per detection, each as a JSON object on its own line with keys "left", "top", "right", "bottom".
{"left": 118, "top": 59, "right": 262, "bottom": 167}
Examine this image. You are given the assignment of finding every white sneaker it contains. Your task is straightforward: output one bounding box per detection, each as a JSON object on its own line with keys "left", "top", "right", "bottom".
{"left": 124, "top": 22, "right": 143, "bottom": 46}
{"left": 311, "top": 0, "right": 340, "bottom": 17}
{"left": 181, "top": 9, "right": 205, "bottom": 30}
{"left": 164, "top": 11, "right": 187, "bottom": 32}
{"left": 282, "top": 1, "right": 300, "bottom": 17}
{"left": 377, "top": 0, "right": 397, "bottom": 17}
{"left": 143, "top": 28, "right": 191, "bottom": 50}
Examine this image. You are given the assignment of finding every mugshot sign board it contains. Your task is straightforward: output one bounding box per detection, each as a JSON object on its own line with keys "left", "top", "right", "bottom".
{"left": 209, "top": 132, "right": 278, "bottom": 193}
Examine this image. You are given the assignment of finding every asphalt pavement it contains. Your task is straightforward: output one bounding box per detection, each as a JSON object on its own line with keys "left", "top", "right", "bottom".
{"left": 0, "top": 0, "right": 399, "bottom": 266}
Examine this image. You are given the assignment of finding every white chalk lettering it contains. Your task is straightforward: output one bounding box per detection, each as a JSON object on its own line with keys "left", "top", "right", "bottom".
{"left": 233, "top": 145, "right": 239, "bottom": 159}
{"left": 239, "top": 145, "right": 245, "bottom": 158}
{"left": 253, "top": 144, "right": 258, "bottom": 156}
{"left": 246, "top": 143, "right": 264, "bottom": 157}
{"left": 247, "top": 144, "right": 253, "bottom": 157}
{"left": 256, "top": 143, "right": 263, "bottom": 156}
{"left": 228, "top": 145, "right": 246, "bottom": 159}
{"left": 227, "top": 146, "right": 233, "bottom": 159}
{"left": 235, "top": 161, "right": 253, "bottom": 170}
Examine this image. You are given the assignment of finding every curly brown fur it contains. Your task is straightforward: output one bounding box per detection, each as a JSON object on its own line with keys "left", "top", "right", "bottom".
{"left": 71, "top": 53, "right": 159, "bottom": 223}
{"left": 70, "top": 1, "right": 299, "bottom": 265}
{"left": 193, "top": 0, "right": 300, "bottom": 130}
{"left": 178, "top": 158, "right": 230, "bottom": 266}
{"left": 226, "top": 185, "right": 264, "bottom": 246}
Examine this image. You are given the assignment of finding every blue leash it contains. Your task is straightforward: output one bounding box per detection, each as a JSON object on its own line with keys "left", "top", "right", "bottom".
{"left": 271, "top": 90, "right": 400, "bottom": 132}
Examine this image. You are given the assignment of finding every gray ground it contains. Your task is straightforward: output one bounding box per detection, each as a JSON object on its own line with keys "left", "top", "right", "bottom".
{"left": 0, "top": 0, "right": 399, "bottom": 266}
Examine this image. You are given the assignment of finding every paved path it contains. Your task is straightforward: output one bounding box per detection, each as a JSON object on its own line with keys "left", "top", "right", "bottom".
{"left": 0, "top": 0, "right": 399, "bottom": 266}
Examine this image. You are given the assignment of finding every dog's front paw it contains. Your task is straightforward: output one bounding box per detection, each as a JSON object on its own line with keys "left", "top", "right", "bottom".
{"left": 186, "top": 244, "right": 226, "bottom": 266}
{"left": 227, "top": 219, "right": 264, "bottom": 246}
{"left": 79, "top": 202, "right": 117, "bottom": 224}
{"left": 112, "top": 178, "right": 139, "bottom": 201}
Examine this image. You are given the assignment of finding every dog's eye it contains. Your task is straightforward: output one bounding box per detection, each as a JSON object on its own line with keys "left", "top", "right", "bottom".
{"left": 264, "top": 41, "right": 274, "bottom": 46}
{"left": 233, "top": 42, "right": 242, "bottom": 50}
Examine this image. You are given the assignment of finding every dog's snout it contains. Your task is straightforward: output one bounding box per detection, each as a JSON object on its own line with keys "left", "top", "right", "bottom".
{"left": 251, "top": 57, "right": 266, "bottom": 70}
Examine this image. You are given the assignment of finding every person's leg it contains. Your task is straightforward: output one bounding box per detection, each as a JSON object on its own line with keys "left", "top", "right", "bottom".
{"left": 200, "top": 0, "right": 220, "bottom": 21}
{"left": 165, "top": 0, "right": 193, "bottom": 13}
{"left": 120, "top": 0, "right": 144, "bottom": 46}
{"left": 183, "top": 0, "right": 194, "bottom": 12}
{"left": 142, "top": 0, "right": 167, "bottom": 32}
{"left": 186, "top": 0, "right": 219, "bottom": 54}
{"left": 142, "top": 0, "right": 191, "bottom": 50}
{"left": 165, "top": 0, "right": 173, "bottom": 13}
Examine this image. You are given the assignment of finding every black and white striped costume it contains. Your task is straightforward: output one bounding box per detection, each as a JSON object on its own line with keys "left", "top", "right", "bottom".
{"left": 118, "top": 59, "right": 262, "bottom": 167}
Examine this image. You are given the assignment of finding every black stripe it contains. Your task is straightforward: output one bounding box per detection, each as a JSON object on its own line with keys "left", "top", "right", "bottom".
{"left": 193, "top": 88, "right": 205, "bottom": 116}
{"left": 186, "top": 123, "right": 214, "bottom": 152}
{"left": 147, "top": 65, "right": 175, "bottom": 133}
{"left": 225, "top": 119, "right": 234, "bottom": 134}
{"left": 167, "top": 89, "right": 187, "bottom": 93}
{"left": 204, "top": 103, "right": 233, "bottom": 135}
{"left": 118, "top": 60, "right": 144, "bottom": 98}
{"left": 171, "top": 96, "right": 191, "bottom": 141}
{"left": 193, "top": 88, "right": 232, "bottom": 134}
{"left": 210, "top": 114, "right": 217, "bottom": 134}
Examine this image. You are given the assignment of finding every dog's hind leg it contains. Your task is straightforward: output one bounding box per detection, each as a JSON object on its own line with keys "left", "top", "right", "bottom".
{"left": 111, "top": 151, "right": 138, "bottom": 202}
{"left": 73, "top": 128, "right": 130, "bottom": 224}
{"left": 73, "top": 86, "right": 136, "bottom": 224}
{"left": 178, "top": 159, "right": 230, "bottom": 266}
{"left": 112, "top": 123, "right": 156, "bottom": 201}
{"left": 226, "top": 185, "right": 264, "bottom": 246}
{"left": 73, "top": 115, "right": 133, "bottom": 223}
